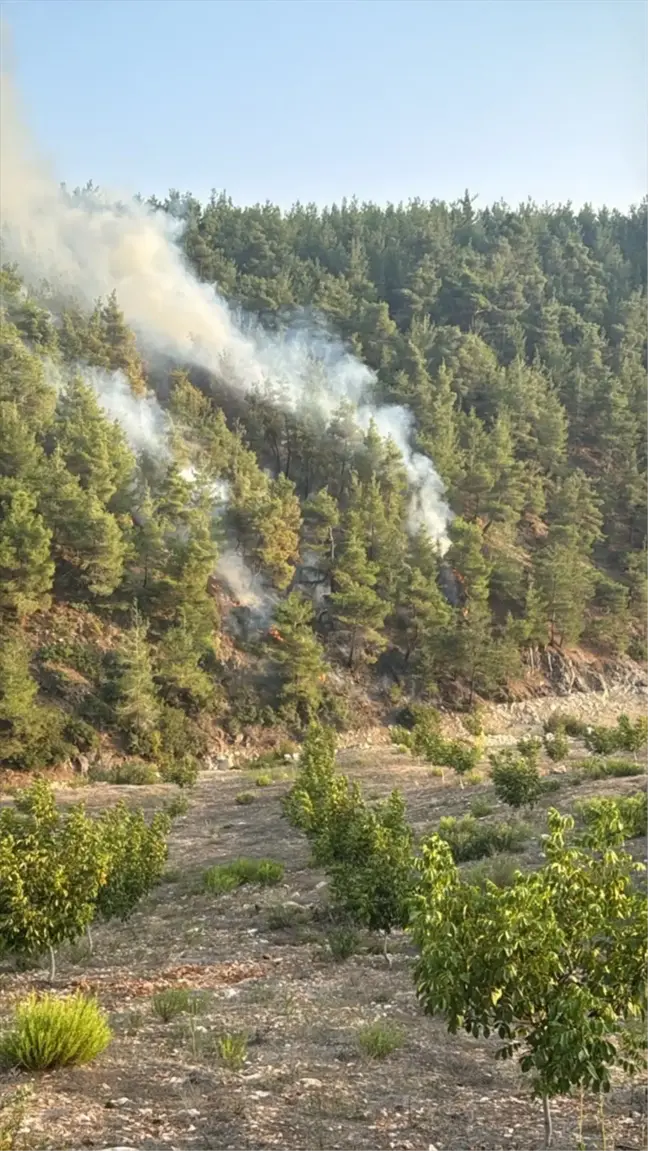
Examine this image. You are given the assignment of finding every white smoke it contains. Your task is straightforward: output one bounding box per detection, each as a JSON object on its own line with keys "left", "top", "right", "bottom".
{"left": 0, "top": 69, "right": 451, "bottom": 550}
{"left": 83, "top": 366, "right": 170, "bottom": 457}
{"left": 215, "top": 549, "right": 278, "bottom": 628}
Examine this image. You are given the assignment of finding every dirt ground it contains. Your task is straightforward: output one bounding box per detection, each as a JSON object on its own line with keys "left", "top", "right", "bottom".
{"left": 1, "top": 704, "right": 647, "bottom": 1151}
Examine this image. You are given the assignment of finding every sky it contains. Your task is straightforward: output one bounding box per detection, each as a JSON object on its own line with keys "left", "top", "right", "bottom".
{"left": 1, "top": 0, "right": 646, "bottom": 211}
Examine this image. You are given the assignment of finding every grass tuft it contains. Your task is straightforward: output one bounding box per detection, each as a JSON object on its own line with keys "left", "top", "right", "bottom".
{"left": 217, "top": 1031, "right": 248, "bottom": 1070}
{"left": 357, "top": 1020, "right": 404, "bottom": 1059}
{"left": 0, "top": 993, "right": 111, "bottom": 1071}
{"left": 203, "top": 857, "right": 284, "bottom": 894}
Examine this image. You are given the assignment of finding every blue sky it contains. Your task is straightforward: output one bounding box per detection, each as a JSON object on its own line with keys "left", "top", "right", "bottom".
{"left": 1, "top": 0, "right": 646, "bottom": 210}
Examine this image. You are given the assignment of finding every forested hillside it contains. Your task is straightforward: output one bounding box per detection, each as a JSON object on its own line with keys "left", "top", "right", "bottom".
{"left": 1, "top": 193, "right": 646, "bottom": 774}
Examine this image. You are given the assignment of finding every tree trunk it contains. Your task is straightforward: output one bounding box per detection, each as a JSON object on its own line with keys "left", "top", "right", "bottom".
{"left": 86, "top": 923, "right": 94, "bottom": 954}
{"left": 542, "top": 1094, "right": 553, "bottom": 1149}
{"left": 48, "top": 944, "right": 56, "bottom": 983}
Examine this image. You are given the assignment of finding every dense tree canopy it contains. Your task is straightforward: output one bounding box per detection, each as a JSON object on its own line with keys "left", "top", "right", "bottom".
{"left": 0, "top": 191, "right": 646, "bottom": 765}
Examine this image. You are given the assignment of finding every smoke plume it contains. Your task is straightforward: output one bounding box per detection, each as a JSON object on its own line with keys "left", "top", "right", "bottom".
{"left": 0, "top": 69, "right": 451, "bottom": 549}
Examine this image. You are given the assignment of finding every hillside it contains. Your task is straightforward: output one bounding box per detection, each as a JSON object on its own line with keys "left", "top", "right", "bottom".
{"left": 1, "top": 194, "right": 647, "bottom": 774}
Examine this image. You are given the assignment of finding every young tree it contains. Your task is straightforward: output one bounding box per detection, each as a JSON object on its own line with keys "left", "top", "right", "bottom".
{"left": 95, "top": 803, "right": 170, "bottom": 923}
{"left": 410, "top": 810, "right": 647, "bottom": 1148}
{"left": 329, "top": 789, "right": 414, "bottom": 958}
{"left": 0, "top": 779, "right": 110, "bottom": 979}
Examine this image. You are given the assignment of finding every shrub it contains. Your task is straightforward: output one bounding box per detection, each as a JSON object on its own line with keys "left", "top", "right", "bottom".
{"left": 489, "top": 749, "right": 542, "bottom": 809}
{"left": 516, "top": 736, "right": 542, "bottom": 765}
{"left": 217, "top": 1031, "right": 248, "bottom": 1070}
{"left": 437, "top": 814, "right": 529, "bottom": 862}
{"left": 572, "top": 757, "right": 645, "bottom": 782}
{"left": 410, "top": 811, "right": 647, "bottom": 1147}
{"left": 63, "top": 715, "right": 100, "bottom": 753}
{"left": 255, "top": 772, "right": 273, "bottom": 787}
{"left": 111, "top": 759, "right": 160, "bottom": 785}
{"left": 0, "top": 993, "right": 111, "bottom": 1070}
{"left": 235, "top": 791, "right": 255, "bottom": 806}
{"left": 267, "top": 903, "right": 310, "bottom": 930}
{"left": 164, "top": 793, "right": 189, "bottom": 819}
{"left": 159, "top": 754, "right": 199, "bottom": 788}
{"left": 585, "top": 715, "right": 648, "bottom": 755}
{"left": 544, "top": 712, "right": 588, "bottom": 738}
{"left": 357, "top": 1020, "right": 404, "bottom": 1059}
{"left": 151, "top": 988, "right": 194, "bottom": 1021}
{"left": 470, "top": 796, "right": 494, "bottom": 819}
{"left": 325, "top": 925, "right": 360, "bottom": 961}
{"left": 391, "top": 709, "right": 479, "bottom": 781}
{"left": 328, "top": 790, "right": 414, "bottom": 938}
{"left": 464, "top": 855, "right": 521, "bottom": 889}
{"left": 203, "top": 857, "right": 284, "bottom": 894}
{"left": 543, "top": 729, "right": 569, "bottom": 762}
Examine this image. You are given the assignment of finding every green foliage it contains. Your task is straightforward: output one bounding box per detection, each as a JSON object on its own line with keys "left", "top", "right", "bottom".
{"left": 410, "top": 811, "right": 647, "bottom": 1131}
{"left": 110, "top": 759, "right": 160, "bottom": 785}
{"left": 571, "top": 757, "right": 645, "bottom": 782}
{"left": 576, "top": 792, "right": 647, "bottom": 841}
{"left": 324, "top": 924, "right": 360, "bottom": 961}
{"left": 268, "top": 591, "right": 328, "bottom": 724}
{"left": 544, "top": 712, "right": 588, "bottom": 738}
{"left": 203, "top": 857, "right": 284, "bottom": 894}
{"left": 489, "top": 749, "right": 542, "bottom": 808}
{"left": 328, "top": 790, "right": 414, "bottom": 935}
{"left": 516, "top": 736, "right": 542, "bottom": 765}
{"left": 217, "top": 1031, "right": 248, "bottom": 1071}
{"left": 114, "top": 607, "right": 160, "bottom": 754}
{"left": 584, "top": 714, "right": 648, "bottom": 755}
{"left": 151, "top": 988, "right": 196, "bottom": 1022}
{"left": 163, "top": 793, "right": 189, "bottom": 819}
{"left": 255, "top": 772, "right": 273, "bottom": 787}
{"left": 436, "top": 814, "right": 529, "bottom": 862}
{"left": 356, "top": 1020, "right": 404, "bottom": 1059}
{"left": 469, "top": 796, "right": 494, "bottom": 819}
{"left": 235, "top": 791, "right": 255, "bottom": 806}
{"left": 0, "top": 780, "right": 109, "bottom": 966}
{"left": 1, "top": 192, "right": 646, "bottom": 764}
{"left": 391, "top": 710, "right": 480, "bottom": 779}
{"left": 95, "top": 803, "right": 170, "bottom": 922}
{"left": 543, "top": 728, "right": 569, "bottom": 761}
{"left": 0, "top": 992, "right": 111, "bottom": 1070}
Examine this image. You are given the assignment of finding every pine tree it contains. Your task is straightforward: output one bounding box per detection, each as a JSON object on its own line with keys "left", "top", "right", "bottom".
{"left": 55, "top": 376, "right": 134, "bottom": 508}
{"left": 533, "top": 526, "right": 596, "bottom": 647}
{"left": 0, "top": 629, "right": 39, "bottom": 765}
{"left": 115, "top": 607, "right": 160, "bottom": 752}
{"left": 99, "top": 291, "right": 147, "bottom": 394}
{"left": 252, "top": 475, "right": 302, "bottom": 591}
{"left": 156, "top": 614, "right": 214, "bottom": 713}
{"left": 268, "top": 592, "right": 328, "bottom": 723}
{"left": 0, "top": 480, "right": 54, "bottom": 618}
{"left": 330, "top": 516, "right": 388, "bottom": 668}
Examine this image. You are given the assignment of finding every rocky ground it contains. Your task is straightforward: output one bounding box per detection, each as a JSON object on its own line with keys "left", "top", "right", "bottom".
{"left": 0, "top": 689, "right": 646, "bottom": 1151}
